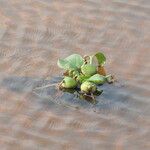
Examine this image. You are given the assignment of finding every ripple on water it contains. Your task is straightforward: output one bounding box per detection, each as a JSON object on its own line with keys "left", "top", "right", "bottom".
{"left": 0, "top": 0, "right": 150, "bottom": 149}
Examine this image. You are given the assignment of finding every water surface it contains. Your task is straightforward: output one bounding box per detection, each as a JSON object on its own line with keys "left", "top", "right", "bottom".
{"left": 0, "top": 0, "right": 150, "bottom": 149}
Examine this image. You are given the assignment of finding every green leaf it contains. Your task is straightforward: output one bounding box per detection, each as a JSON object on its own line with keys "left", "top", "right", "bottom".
{"left": 57, "top": 59, "right": 72, "bottom": 70}
{"left": 77, "top": 75, "right": 90, "bottom": 83}
{"left": 65, "top": 54, "right": 83, "bottom": 69}
{"left": 95, "top": 52, "right": 106, "bottom": 66}
{"left": 57, "top": 54, "right": 84, "bottom": 70}
{"left": 87, "top": 74, "right": 106, "bottom": 85}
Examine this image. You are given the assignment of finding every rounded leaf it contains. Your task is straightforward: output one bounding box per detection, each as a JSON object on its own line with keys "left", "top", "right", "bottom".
{"left": 95, "top": 52, "right": 106, "bottom": 66}
{"left": 57, "top": 54, "right": 84, "bottom": 70}
{"left": 87, "top": 74, "right": 106, "bottom": 85}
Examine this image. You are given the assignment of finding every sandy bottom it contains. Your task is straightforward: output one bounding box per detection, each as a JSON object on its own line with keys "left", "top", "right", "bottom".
{"left": 0, "top": 0, "right": 150, "bottom": 150}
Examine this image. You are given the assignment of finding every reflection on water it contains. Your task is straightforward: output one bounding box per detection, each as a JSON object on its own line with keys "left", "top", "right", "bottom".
{"left": 1, "top": 76, "right": 127, "bottom": 111}
{"left": 32, "top": 77, "right": 128, "bottom": 112}
{"left": 0, "top": 0, "right": 150, "bottom": 149}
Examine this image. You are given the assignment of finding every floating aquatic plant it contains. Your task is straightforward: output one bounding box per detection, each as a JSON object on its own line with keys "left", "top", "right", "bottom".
{"left": 34, "top": 52, "right": 115, "bottom": 101}
{"left": 57, "top": 52, "right": 115, "bottom": 100}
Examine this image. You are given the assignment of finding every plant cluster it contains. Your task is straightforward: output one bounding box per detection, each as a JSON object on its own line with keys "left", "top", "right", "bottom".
{"left": 57, "top": 52, "right": 115, "bottom": 99}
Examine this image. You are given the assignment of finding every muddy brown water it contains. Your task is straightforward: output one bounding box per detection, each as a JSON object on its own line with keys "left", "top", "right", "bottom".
{"left": 0, "top": 0, "right": 150, "bottom": 150}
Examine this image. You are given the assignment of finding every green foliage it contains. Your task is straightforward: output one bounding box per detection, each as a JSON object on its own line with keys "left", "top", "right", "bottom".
{"left": 95, "top": 52, "right": 106, "bottom": 66}
{"left": 57, "top": 52, "right": 114, "bottom": 99}
{"left": 80, "top": 81, "right": 97, "bottom": 94}
{"left": 87, "top": 74, "right": 106, "bottom": 85}
{"left": 76, "top": 74, "right": 90, "bottom": 83}
{"left": 57, "top": 54, "right": 83, "bottom": 70}
{"left": 61, "top": 76, "right": 77, "bottom": 89}
{"left": 81, "top": 64, "right": 97, "bottom": 76}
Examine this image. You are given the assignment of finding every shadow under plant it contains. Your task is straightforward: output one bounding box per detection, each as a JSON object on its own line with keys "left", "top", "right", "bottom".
{"left": 1, "top": 76, "right": 129, "bottom": 113}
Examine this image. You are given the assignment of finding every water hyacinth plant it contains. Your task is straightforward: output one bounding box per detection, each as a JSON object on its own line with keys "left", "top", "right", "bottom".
{"left": 57, "top": 52, "right": 115, "bottom": 99}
